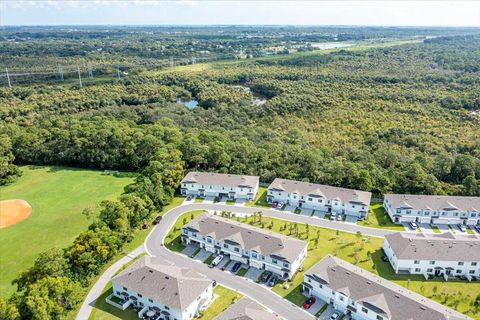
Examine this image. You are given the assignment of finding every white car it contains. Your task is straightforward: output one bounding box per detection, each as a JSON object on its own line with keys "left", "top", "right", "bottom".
{"left": 336, "top": 215, "right": 342, "bottom": 221}
{"left": 330, "top": 214, "right": 336, "bottom": 220}
{"left": 209, "top": 255, "right": 224, "bottom": 267}
{"left": 330, "top": 313, "right": 340, "bottom": 320}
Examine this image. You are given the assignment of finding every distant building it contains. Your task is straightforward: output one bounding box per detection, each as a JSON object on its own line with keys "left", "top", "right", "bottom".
{"left": 303, "top": 255, "right": 471, "bottom": 320}
{"left": 214, "top": 297, "right": 277, "bottom": 320}
{"left": 181, "top": 171, "right": 260, "bottom": 200}
{"left": 383, "top": 232, "right": 480, "bottom": 280}
{"left": 107, "top": 256, "right": 214, "bottom": 320}
{"left": 182, "top": 213, "right": 308, "bottom": 279}
{"left": 267, "top": 178, "right": 372, "bottom": 219}
{"left": 383, "top": 194, "right": 480, "bottom": 225}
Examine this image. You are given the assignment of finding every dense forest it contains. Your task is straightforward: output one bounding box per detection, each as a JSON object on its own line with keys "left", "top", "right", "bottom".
{"left": 0, "top": 27, "right": 479, "bottom": 319}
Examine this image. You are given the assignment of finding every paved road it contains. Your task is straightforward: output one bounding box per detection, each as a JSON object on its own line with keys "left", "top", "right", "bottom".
{"left": 78, "top": 202, "right": 395, "bottom": 320}
{"left": 76, "top": 245, "right": 145, "bottom": 320}
{"left": 181, "top": 203, "right": 395, "bottom": 238}
{"left": 145, "top": 204, "right": 315, "bottom": 320}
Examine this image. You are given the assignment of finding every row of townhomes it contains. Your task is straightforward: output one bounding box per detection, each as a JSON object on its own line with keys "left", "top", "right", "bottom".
{"left": 303, "top": 255, "right": 471, "bottom": 320}
{"left": 180, "top": 171, "right": 260, "bottom": 200}
{"left": 182, "top": 213, "right": 308, "bottom": 279}
{"left": 267, "top": 178, "right": 372, "bottom": 219}
{"left": 213, "top": 297, "right": 277, "bottom": 320}
{"left": 108, "top": 256, "right": 214, "bottom": 320}
{"left": 383, "top": 232, "right": 480, "bottom": 280}
{"left": 384, "top": 194, "right": 480, "bottom": 226}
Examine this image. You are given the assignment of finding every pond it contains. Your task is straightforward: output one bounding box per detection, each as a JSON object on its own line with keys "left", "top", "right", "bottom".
{"left": 176, "top": 98, "right": 199, "bottom": 109}
{"left": 309, "top": 42, "right": 353, "bottom": 50}
{"left": 232, "top": 85, "right": 267, "bottom": 106}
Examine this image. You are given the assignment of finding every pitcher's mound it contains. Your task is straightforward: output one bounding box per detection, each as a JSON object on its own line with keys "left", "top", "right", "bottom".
{"left": 0, "top": 199, "right": 32, "bottom": 228}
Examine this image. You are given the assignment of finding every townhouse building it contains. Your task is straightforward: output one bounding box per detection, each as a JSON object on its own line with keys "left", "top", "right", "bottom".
{"left": 214, "top": 297, "right": 277, "bottom": 320}
{"left": 383, "top": 232, "right": 480, "bottom": 280}
{"left": 181, "top": 213, "right": 308, "bottom": 279}
{"left": 108, "top": 256, "right": 214, "bottom": 320}
{"left": 180, "top": 171, "right": 260, "bottom": 200}
{"left": 267, "top": 178, "right": 372, "bottom": 219}
{"left": 383, "top": 194, "right": 480, "bottom": 226}
{"left": 303, "top": 255, "right": 470, "bottom": 320}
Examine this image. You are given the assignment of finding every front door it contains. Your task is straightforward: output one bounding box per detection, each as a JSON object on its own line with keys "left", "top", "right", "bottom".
{"left": 435, "top": 269, "right": 441, "bottom": 276}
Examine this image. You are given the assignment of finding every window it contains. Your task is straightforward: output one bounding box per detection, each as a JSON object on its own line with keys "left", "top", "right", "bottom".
{"left": 272, "top": 259, "right": 278, "bottom": 264}
{"left": 469, "top": 270, "right": 475, "bottom": 274}
{"left": 192, "top": 233, "right": 197, "bottom": 238}
{"left": 414, "top": 260, "right": 420, "bottom": 264}
{"left": 362, "top": 307, "right": 368, "bottom": 313}
{"left": 319, "top": 284, "right": 323, "bottom": 289}
{"left": 165, "top": 306, "right": 169, "bottom": 310}
{"left": 429, "top": 261, "right": 435, "bottom": 265}
{"left": 283, "top": 263, "right": 289, "bottom": 268}
{"left": 458, "top": 262, "right": 464, "bottom": 266}
{"left": 148, "top": 299, "right": 153, "bottom": 303}
{"left": 138, "top": 293, "right": 142, "bottom": 298}
{"left": 427, "top": 268, "right": 433, "bottom": 273}
{"left": 377, "top": 316, "right": 383, "bottom": 320}
{"left": 252, "top": 253, "right": 257, "bottom": 258}
{"left": 308, "top": 197, "right": 312, "bottom": 201}
{"left": 339, "top": 296, "right": 344, "bottom": 301}
{"left": 207, "top": 238, "right": 212, "bottom": 244}
{"left": 234, "top": 247, "right": 240, "bottom": 252}
{"left": 415, "top": 268, "right": 421, "bottom": 272}
{"left": 424, "top": 211, "right": 430, "bottom": 216}
{"left": 456, "top": 269, "right": 462, "bottom": 273}
{"left": 123, "top": 287, "right": 127, "bottom": 291}
{"left": 472, "top": 262, "right": 477, "bottom": 266}
{"left": 223, "top": 244, "right": 228, "bottom": 249}
{"left": 182, "top": 229, "right": 187, "bottom": 234}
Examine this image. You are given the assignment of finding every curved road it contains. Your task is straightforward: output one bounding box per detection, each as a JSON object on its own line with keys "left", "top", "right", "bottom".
{"left": 78, "top": 202, "right": 395, "bottom": 319}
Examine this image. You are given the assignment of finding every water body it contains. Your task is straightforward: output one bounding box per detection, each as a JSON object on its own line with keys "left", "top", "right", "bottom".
{"left": 309, "top": 42, "right": 353, "bottom": 50}
{"left": 176, "top": 98, "right": 199, "bottom": 109}
{"left": 232, "top": 85, "right": 267, "bottom": 105}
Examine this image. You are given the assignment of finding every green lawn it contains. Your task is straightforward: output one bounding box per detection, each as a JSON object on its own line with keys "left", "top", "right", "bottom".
{"left": 0, "top": 165, "right": 134, "bottom": 298}
{"left": 236, "top": 268, "right": 248, "bottom": 277}
{"left": 431, "top": 225, "right": 441, "bottom": 234}
{"left": 165, "top": 210, "right": 206, "bottom": 252}
{"left": 225, "top": 199, "right": 236, "bottom": 205}
{"left": 357, "top": 203, "right": 405, "bottom": 231}
{"left": 245, "top": 186, "right": 271, "bottom": 208}
{"left": 195, "top": 197, "right": 204, "bottom": 203}
{"left": 198, "top": 286, "right": 243, "bottom": 320}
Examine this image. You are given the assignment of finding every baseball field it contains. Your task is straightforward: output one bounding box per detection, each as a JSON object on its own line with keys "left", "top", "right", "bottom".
{"left": 0, "top": 166, "right": 134, "bottom": 297}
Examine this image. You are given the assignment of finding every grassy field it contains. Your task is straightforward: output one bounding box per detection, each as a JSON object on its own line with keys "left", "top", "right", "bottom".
{"left": 245, "top": 186, "right": 270, "bottom": 208}
{"left": 198, "top": 286, "right": 243, "bottom": 320}
{"left": 165, "top": 210, "right": 206, "bottom": 252}
{"left": 0, "top": 165, "right": 134, "bottom": 298}
{"left": 357, "top": 203, "right": 405, "bottom": 231}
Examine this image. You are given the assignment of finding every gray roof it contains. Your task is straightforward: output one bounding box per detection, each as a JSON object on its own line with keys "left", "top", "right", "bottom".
{"left": 268, "top": 178, "right": 372, "bottom": 206}
{"left": 213, "top": 297, "right": 277, "bottom": 320}
{"left": 385, "top": 232, "right": 480, "bottom": 261}
{"left": 384, "top": 194, "right": 480, "bottom": 212}
{"left": 305, "top": 255, "right": 471, "bottom": 320}
{"left": 112, "top": 256, "right": 212, "bottom": 310}
{"left": 182, "top": 171, "right": 259, "bottom": 189}
{"left": 184, "top": 213, "right": 308, "bottom": 263}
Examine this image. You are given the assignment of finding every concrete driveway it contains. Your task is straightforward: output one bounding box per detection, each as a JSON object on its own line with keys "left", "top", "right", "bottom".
{"left": 181, "top": 244, "right": 198, "bottom": 257}
{"left": 183, "top": 196, "right": 195, "bottom": 205}
{"left": 437, "top": 224, "right": 450, "bottom": 233}
{"left": 402, "top": 222, "right": 416, "bottom": 232}
{"left": 345, "top": 215, "right": 358, "bottom": 224}
{"left": 235, "top": 199, "right": 247, "bottom": 206}
{"left": 217, "top": 196, "right": 228, "bottom": 204}
{"left": 300, "top": 208, "right": 314, "bottom": 216}
{"left": 306, "top": 299, "right": 325, "bottom": 316}
{"left": 317, "top": 304, "right": 337, "bottom": 320}
{"left": 451, "top": 225, "right": 466, "bottom": 234}
{"left": 284, "top": 205, "right": 296, "bottom": 213}
{"left": 203, "top": 196, "right": 215, "bottom": 203}
{"left": 244, "top": 267, "right": 263, "bottom": 282}
{"left": 217, "top": 257, "right": 231, "bottom": 269}
{"left": 314, "top": 211, "right": 327, "bottom": 219}
{"left": 193, "top": 249, "right": 212, "bottom": 263}
{"left": 419, "top": 223, "right": 434, "bottom": 234}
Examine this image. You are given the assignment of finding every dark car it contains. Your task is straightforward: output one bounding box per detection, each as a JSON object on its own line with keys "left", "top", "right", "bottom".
{"left": 267, "top": 275, "right": 277, "bottom": 287}
{"left": 153, "top": 216, "right": 162, "bottom": 225}
{"left": 303, "top": 297, "right": 316, "bottom": 309}
{"left": 231, "top": 262, "right": 242, "bottom": 273}
{"left": 261, "top": 271, "right": 273, "bottom": 283}
{"left": 142, "top": 223, "right": 149, "bottom": 229}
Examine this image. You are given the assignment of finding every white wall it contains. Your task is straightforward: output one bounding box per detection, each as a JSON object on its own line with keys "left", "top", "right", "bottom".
{"left": 181, "top": 181, "right": 258, "bottom": 200}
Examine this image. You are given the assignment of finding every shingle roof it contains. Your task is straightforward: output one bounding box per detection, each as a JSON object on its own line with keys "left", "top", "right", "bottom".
{"left": 184, "top": 213, "right": 307, "bottom": 263}
{"left": 182, "top": 172, "right": 259, "bottom": 189}
{"left": 112, "top": 256, "right": 212, "bottom": 310}
{"left": 384, "top": 194, "right": 480, "bottom": 212}
{"left": 268, "top": 178, "right": 371, "bottom": 206}
{"left": 213, "top": 297, "right": 277, "bottom": 320}
{"left": 385, "top": 232, "right": 480, "bottom": 261}
{"left": 305, "top": 255, "right": 471, "bottom": 320}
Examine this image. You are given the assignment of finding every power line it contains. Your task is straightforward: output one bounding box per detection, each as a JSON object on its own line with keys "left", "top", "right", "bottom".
{"left": 5, "top": 68, "right": 11, "bottom": 88}
{"left": 77, "top": 66, "right": 82, "bottom": 88}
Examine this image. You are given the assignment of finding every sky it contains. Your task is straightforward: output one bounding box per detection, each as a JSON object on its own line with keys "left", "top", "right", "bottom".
{"left": 1, "top": 0, "right": 479, "bottom": 27}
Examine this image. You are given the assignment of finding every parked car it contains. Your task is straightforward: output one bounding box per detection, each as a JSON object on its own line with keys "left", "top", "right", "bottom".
{"left": 261, "top": 271, "right": 273, "bottom": 283}
{"left": 336, "top": 214, "right": 342, "bottom": 221}
{"left": 303, "top": 297, "right": 316, "bottom": 309}
{"left": 330, "top": 214, "right": 336, "bottom": 220}
{"left": 410, "top": 222, "right": 418, "bottom": 230}
{"left": 186, "top": 196, "right": 192, "bottom": 201}
{"left": 330, "top": 313, "right": 341, "bottom": 320}
{"left": 142, "top": 223, "right": 149, "bottom": 229}
{"left": 278, "top": 202, "right": 284, "bottom": 208}
{"left": 267, "top": 275, "right": 277, "bottom": 287}
{"left": 212, "top": 280, "right": 217, "bottom": 287}
{"left": 153, "top": 216, "right": 162, "bottom": 225}
{"left": 272, "top": 202, "right": 278, "bottom": 208}
{"left": 231, "top": 262, "right": 242, "bottom": 273}
{"left": 209, "top": 255, "right": 224, "bottom": 268}
{"left": 458, "top": 224, "right": 466, "bottom": 232}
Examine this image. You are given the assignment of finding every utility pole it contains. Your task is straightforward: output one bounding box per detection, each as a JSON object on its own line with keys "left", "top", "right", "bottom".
{"left": 88, "top": 65, "right": 93, "bottom": 79}
{"left": 5, "top": 68, "right": 11, "bottom": 88}
{"left": 58, "top": 66, "right": 64, "bottom": 81}
{"left": 117, "top": 65, "right": 121, "bottom": 80}
{"left": 77, "top": 66, "right": 82, "bottom": 88}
